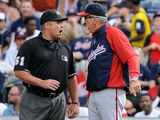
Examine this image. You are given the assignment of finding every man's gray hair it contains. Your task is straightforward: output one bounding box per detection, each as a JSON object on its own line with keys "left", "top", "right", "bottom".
{"left": 90, "top": 15, "right": 108, "bottom": 22}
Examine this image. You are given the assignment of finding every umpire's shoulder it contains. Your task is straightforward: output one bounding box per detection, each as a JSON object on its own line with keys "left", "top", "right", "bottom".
{"left": 23, "top": 36, "right": 39, "bottom": 46}
{"left": 20, "top": 36, "right": 39, "bottom": 50}
{"left": 58, "top": 40, "right": 71, "bottom": 51}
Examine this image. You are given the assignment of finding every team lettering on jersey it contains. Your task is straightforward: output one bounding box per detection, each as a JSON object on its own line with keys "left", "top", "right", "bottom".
{"left": 88, "top": 44, "right": 106, "bottom": 63}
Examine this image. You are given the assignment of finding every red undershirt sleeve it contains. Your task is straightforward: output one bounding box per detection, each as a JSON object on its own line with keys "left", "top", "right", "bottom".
{"left": 126, "top": 55, "right": 140, "bottom": 78}
{"left": 106, "top": 26, "right": 140, "bottom": 78}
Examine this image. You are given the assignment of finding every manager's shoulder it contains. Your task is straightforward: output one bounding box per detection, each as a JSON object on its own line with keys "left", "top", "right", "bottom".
{"left": 107, "top": 25, "right": 126, "bottom": 38}
{"left": 107, "top": 25, "right": 122, "bottom": 33}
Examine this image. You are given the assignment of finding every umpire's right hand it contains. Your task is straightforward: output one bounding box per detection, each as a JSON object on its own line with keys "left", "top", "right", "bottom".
{"left": 42, "top": 79, "right": 60, "bottom": 91}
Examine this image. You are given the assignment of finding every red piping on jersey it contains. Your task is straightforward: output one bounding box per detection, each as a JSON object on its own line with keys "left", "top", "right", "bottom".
{"left": 116, "top": 89, "right": 118, "bottom": 120}
{"left": 106, "top": 26, "right": 140, "bottom": 88}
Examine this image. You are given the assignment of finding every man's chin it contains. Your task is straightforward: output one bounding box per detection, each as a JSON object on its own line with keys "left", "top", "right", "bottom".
{"left": 54, "top": 33, "right": 62, "bottom": 39}
{"left": 58, "top": 34, "right": 62, "bottom": 38}
{"left": 57, "top": 36, "right": 62, "bottom": 39}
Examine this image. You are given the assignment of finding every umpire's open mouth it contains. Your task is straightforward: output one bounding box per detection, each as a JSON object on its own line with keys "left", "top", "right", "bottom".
{"left": 59, "top": 30, "right": 63, "bottom": 33}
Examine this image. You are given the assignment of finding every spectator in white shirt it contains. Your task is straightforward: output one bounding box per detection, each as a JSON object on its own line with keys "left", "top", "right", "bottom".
{"left": 135, "top": 94, "right": 160, "bottom": 118}
{"left": 0, "top": 103, "right": 7, "bottom": 116}
{"left": 24, "top": 16, "right": 40, "bottom": 40}
{"left": 5, "top": 31, "right": 26, "bottom": 69}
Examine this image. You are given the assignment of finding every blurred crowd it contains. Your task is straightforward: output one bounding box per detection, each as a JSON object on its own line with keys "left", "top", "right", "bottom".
{"left": 0, "top": 0, "right": 160, "bottom": 118}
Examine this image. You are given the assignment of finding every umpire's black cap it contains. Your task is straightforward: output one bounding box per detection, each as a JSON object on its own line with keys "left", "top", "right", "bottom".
{"left": 77, "top": 3, "right": 106, "bottom": 17}
{"left": 40, "top": 10, "right": 68, "bottom": 25}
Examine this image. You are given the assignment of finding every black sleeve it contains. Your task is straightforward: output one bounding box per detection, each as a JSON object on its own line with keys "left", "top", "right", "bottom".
{"left": 14, "top": 41, "right": 33, "bottom": 72}
{"left": 144, "top": 32, "right": 153, "bottom": 47}
{"left": 68, "top": 47, "right": 76, "bottom": 78}
{"left": 135, "top": 19, "right": 145, "bottom": 34}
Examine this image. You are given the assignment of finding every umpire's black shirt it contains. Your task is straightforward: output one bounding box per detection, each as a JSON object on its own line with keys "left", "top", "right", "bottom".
{"left": 14, "top": 33, "right": 76, "bottom": 94}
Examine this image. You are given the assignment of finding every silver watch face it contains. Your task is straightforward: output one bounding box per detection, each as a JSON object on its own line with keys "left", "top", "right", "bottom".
{"left": 130, "top": 77, "right": 138, "bottom": 81}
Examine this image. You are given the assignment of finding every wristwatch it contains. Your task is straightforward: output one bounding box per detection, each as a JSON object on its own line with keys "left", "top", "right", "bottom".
{"left": 130, "top": 77, "right": 138, "bottom": 81}
{"left": 72, "top": 102, "right": 79, "bottom": 105}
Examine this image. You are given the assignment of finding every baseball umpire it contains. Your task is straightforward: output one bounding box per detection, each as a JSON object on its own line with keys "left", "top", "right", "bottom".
{"left": 77, "top": 3, "right": 141, "bottom": 120}
{"left": 14, "top": 10, "right": 79, "bottom": 120}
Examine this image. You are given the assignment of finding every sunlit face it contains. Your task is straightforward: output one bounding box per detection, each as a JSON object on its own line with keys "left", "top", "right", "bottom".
{"left": 153, "top": 17, "right": 160, "bottom": 31}
{"left": 15, "top": 38, "right": 26, "bottom": 49}
{"left": 20, "top": 1, "right": 33, "bottom": 17}
{"left": 127, "top": 1, "right": 133, "bottom": 9}
{"left": 0, "top": 2, "right": 5, "bottom": 10}
{"left": 26, "top": 19, "right": 36, "bottom": 34}
{"left": 46, "top": 21, "right": 64, "bottom": 39}
{"left": 84, "top": 16, "right": 96, "bottom": 33}
{"left": 140, "top": 95, "right": 152, "bottom": 111}
{"left": 8, "top": 86, "right": 20, "bottom": 104}
{"left": 118, "top": 7, "right": 130, "bottom": 18}
{"left": 0, "top": 20, "right": 6, "bottom": 31}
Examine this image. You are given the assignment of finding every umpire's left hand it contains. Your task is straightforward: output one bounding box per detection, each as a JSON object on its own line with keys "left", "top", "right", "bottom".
{"left": 67, "top": 104, "right": 79, "bottom": 119}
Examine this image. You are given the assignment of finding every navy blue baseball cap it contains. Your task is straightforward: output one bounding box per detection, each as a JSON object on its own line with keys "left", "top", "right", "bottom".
{"left": 127, "top": 0, "right": 141, "bottom": 5}
{"left": 153, "top": 12, "right": 160, "bottom": 19}
{"left": 67, "top": 9, "right": 78, "bottom": 16}
{"left": 40, "top": 10, "right": 68, "bottom": 25}
{"left": 77, "top": 3, "right": 106, "bottom": 17}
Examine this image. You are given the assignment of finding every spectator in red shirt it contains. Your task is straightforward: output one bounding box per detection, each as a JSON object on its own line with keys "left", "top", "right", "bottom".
{"left": 143, "top": 12, "right": 160, "bottom": 65}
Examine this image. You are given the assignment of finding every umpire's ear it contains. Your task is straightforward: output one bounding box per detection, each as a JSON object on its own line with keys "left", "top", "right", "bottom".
{"left": 43, "top": 21, "right": 51, "bottom": 29}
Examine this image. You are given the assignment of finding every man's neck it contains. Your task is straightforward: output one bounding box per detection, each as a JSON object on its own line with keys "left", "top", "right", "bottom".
{"left": 14, "top": 104, "right": 19, "bottom": 113}
{"left": 26, "top": 30, "right": 34, "bottom": 37}
{"left": 84, "top": 33, "right": 91, "bottom": 38}
{"left": 144, "top": 108, "right": 152, "bottom": 115}
{"left": 94, "top": 23, "right": 105, "bottom": 32}
{"left": 42, "top": 33, "right": 53, "bottom": 41}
